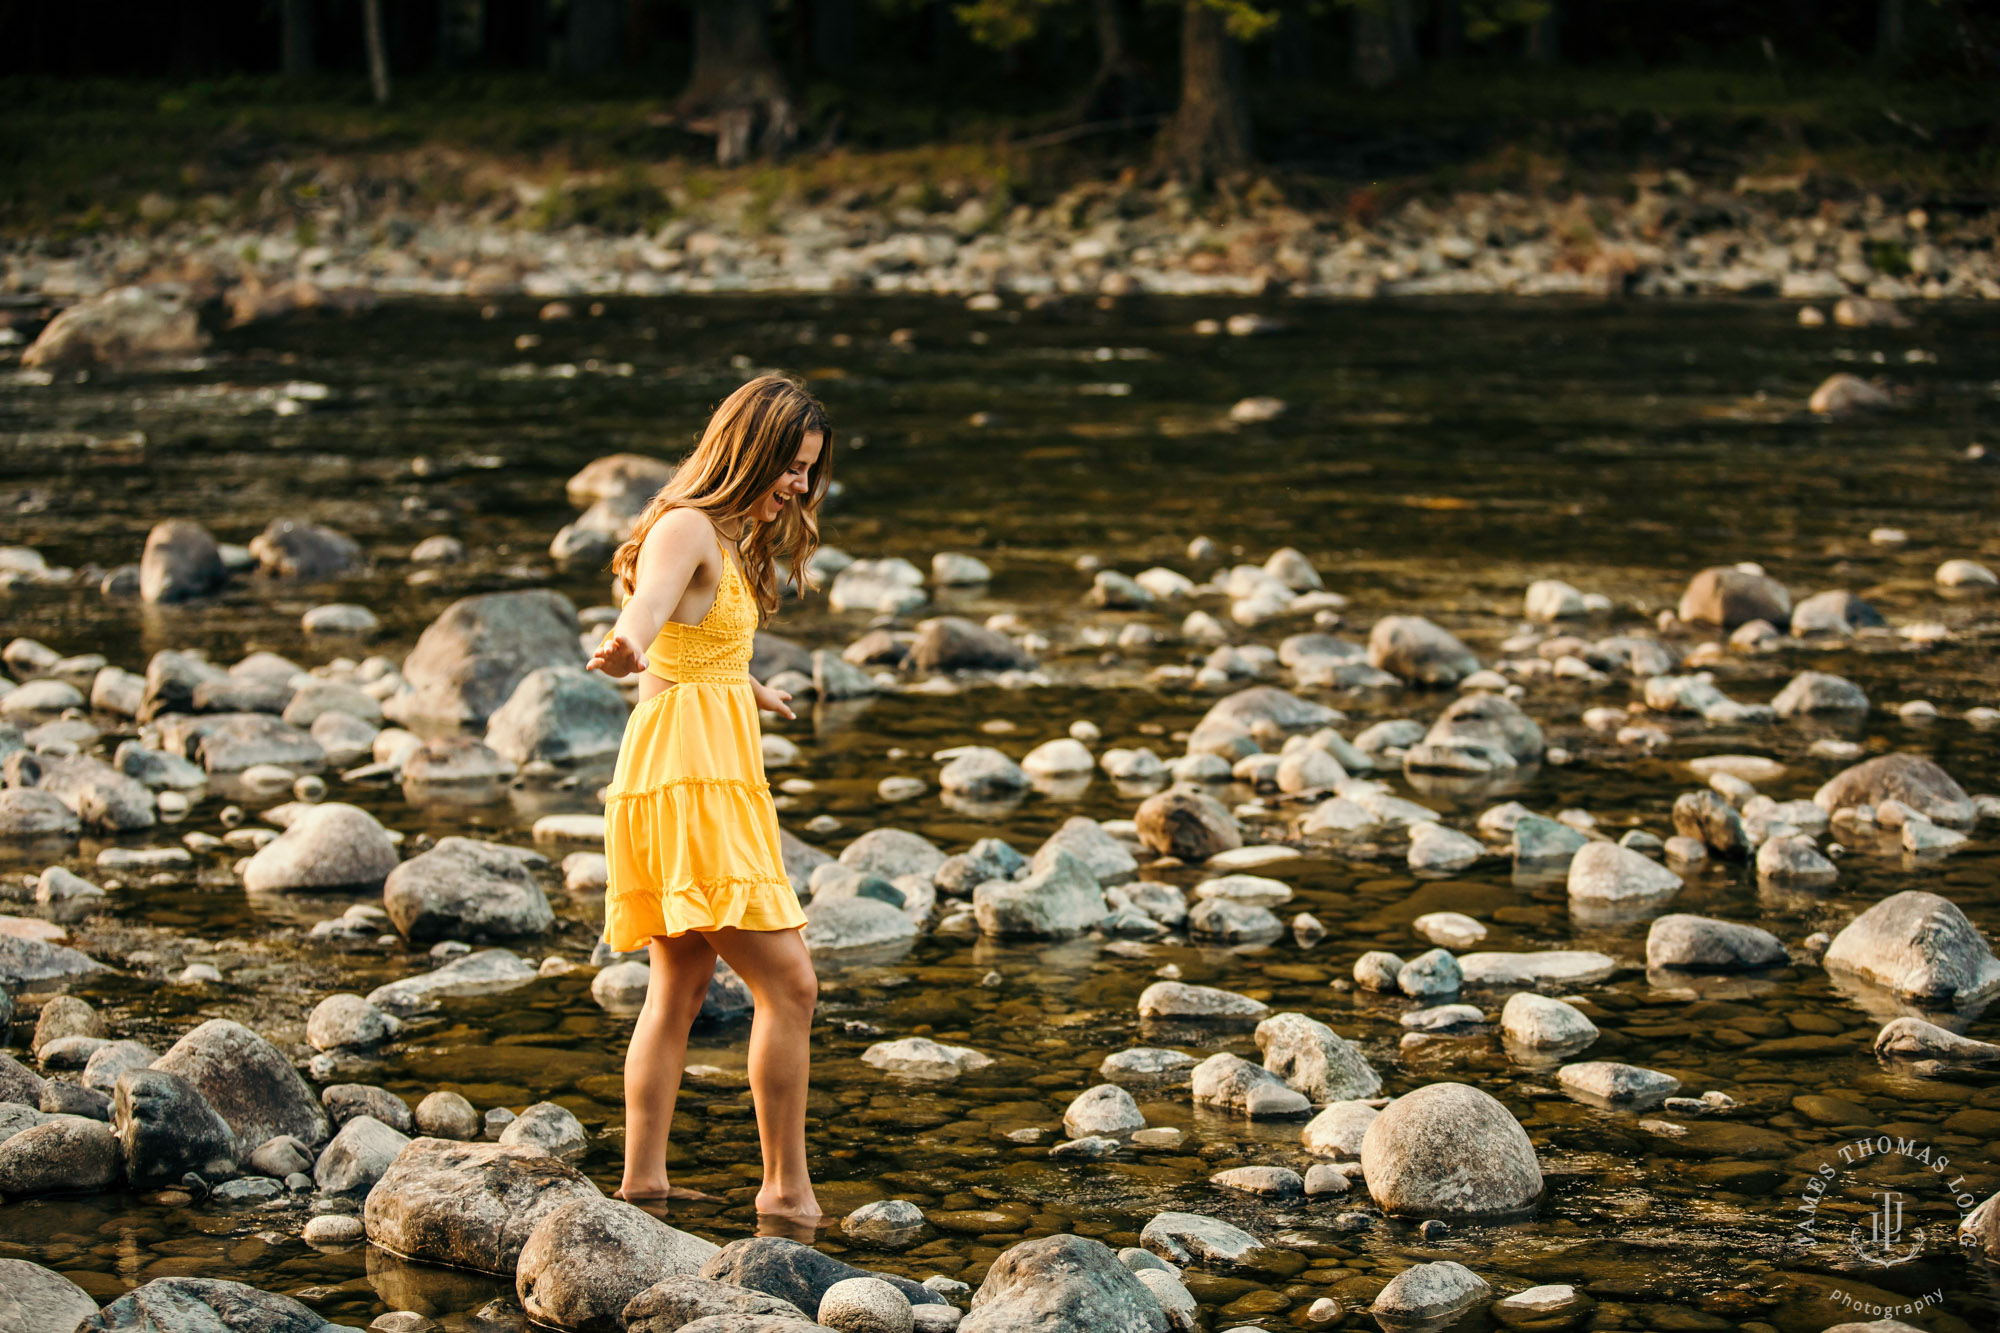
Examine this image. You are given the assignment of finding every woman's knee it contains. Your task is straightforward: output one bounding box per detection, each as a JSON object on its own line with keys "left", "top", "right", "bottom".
{"left": 764, "top": 962, "right": 817, "bottom": 1017}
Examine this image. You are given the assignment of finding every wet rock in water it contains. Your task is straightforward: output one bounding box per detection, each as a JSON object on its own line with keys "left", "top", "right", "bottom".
{"left": 77, "top": 1276, "right": 350, "bottom": 1331}
{"left": 248, "top": 1135, "right": 312, "bottom": 1178}
{"left": 1458, "top": 950, "right": 1616, "bottom": 988}
{"left": 1755, "top": 834, "right": 1838, "bottom": 888}
{"left": 1064, "top": 1084, "right": 1145, "bottom": 1137}
{"left": 0, "top": 934, "right": 105, "bottom": 993}
{"left": 0, "top": 1113, "right": 121, "bottom": 1194}
{"left": 39, "top": 1034, "right": 107, "bottom": 1070}
{"left": 1187, "top": 897, "right": 1283, "bottom": 942}
{"left": 1814, "top": 753, "right": 1976, "bottom": 828}
{"left": 1413, "top": 911, "right": 1487, "bottom": 950}
{"left": 1407, "top": 822, "right": 1484, "bottom": 872}
{"left": 185, "top": 713, "right": 325, "bottom": 773}
{"left": 0, "top": 1258, "right": 99, "bottom": 1332}
{"left": 140, "top": 519, "right": 226, "bottom": 603}
{"left": 1678, "top": 566, "right": 1791, "bottom": 629}
{"left": 1022, "top": 738, "right": 1094, "bottom": 778}
{"left": 306, "top": 993, "right": 402, "bottom": 1051}
{"left": 1191, "top": 1053, "right": 1312, "bottom": 1118}
{"left": 1351, "top": 951, "right": 1404, "bottom": 991}
{"left": 830, "top": 558, "right": 928, "bottom": 616}
{"left": 367, "top": 948, "right": 540, "bottom": 1015}
{"left": 803, "top": 897, "right": 918, "bottom": 954}
{"left": 384, "top": 837, "right": 554, "bottom": 942}
{"left": 1360, "top": 1082, "right": 1542, "bottom": 1219}
{"left": 1671, "top": 790, "right": 1750, "bottom": 861}
{"left": 908, "top": 616, "right": 1032, "bottom": 672}
{"left": 1500, "top": 993, "right": 1599, "bottom": 1050}
{"left": 81, "top": 1041, "right": 155, "bottom": 1096}
{"left": 499, "top": 1101, "right": 587, "bottom": 1160}
{"left": 702, "top": 1236, "right": 941, "bottom": 1317}
{"left": 401, "top": 735, "right": 517, "bottom": 785}
{"left": 1135, "top": 788, "right": 1241, "bottom": 860}
{"left": 22, "top": 286, "right": 208, "bottom": 370}
{"left": 153, "top": 1018, "right": 332, "bottom": 1147}
{"left": 1370, "top": 1261, "right": 1491, "bottom": 1325}
{"left": 416, "top": 1091, "right": 480, "bottom": 1140}
{"left": 1875, "top": 1016, "right": 2000, "bottom": 1064}
{"left": 515, "top": 1195, "right": 720, "bottom": 1333}
{"left": 1557, "top": 1061, "right": 1680, "bottom": 1109}
{"left": 1032, "top": 816, "right": 1137, "bottom": 885}
{"left": 283, "top": 678, "right": 382, "bottom": 729}
{"left": 40, "top": 1080, "right": 109, "bottom": 1121}
{"left": 625, "top": 1274, "right": 813, "bottom": 1333}
{"left": 324, "top": 1084, "right": 414, "bottom": 1133}
{"left": 1567, "top": 842, "right": 1682, "bottom": 902}
{"left": 0, "top": 677, "right": 83, "bottom": 718}
{"left": 485, "top": 665, "right": 628, "bottom": 765}
{"left": 1138, "top": 981, "right": 1268, "bottom": 1021}
{"left": 248, "top": 517, "right": 361, "bottom": 579}
{"left": 113, "top": 1068, "right": 237, "bottom": 1187}
{"left": 1139, "top": 1210, "right": 1264, "bottom": 1268}
{"left": 1398, "top": 948, "right": 1463, "bottom": 998}
{"left": 0, "top": 788, "right": 82, "bottom": 837}
{"left": 1772, "top": 670, "right": 1869, "bottom": 716}
{"left": 960, "top": 1233, "right": 1167, "bottom": 1333}
{"left": 592, "top": 961, "right": 650, "bottom": 1011}
{"left": 841, "top": 828, "right": 947, "bottom": 883}
{"left": 1823, "top": 890, "right": 2000, "bottom": 1006}
{"left": 972, "top": 849, "right": 1105, "bottom": 938}
{"left": 1131, "top": 1268, "right": 1196, "bottom": 1331}
{"left": 1644, "top": 912, "right": 1794, "bottom": 973}
{"left": 39, "top": 755, "right": 156, "bottom": 832}
{"left": 1301, "top": 1100, "right": 1379, "bottom": 1159}
{"left": 385, "top": 589, "right": 583, "bottom": 729}
{"left": 1367, "top": 616, "right": 1479, "bottom": 686}
{"left": 33, "top": 995, "right": 105, "bottom": 1053}
{"left": 1421, "top": 692, "right": 1545, "bottom": 763}
{"left": 939, "top": 747, "right": 1028, "bottom": 798}
{"left": 861, "top": 1038, "right": 993, "bottom": 1080}
{"left": 365, "top": 1137, "right": 601, "bottom": 1276}
{"left": 844, "top": 1199, "right": 927, "bottom": 1246}
{"left": 1256, "top": 1012, "right": 1381, "bottom": 1102}
{"left": 241, "top": 801, "right": 399, "bottom": 893}
{"left": 315, "top": 1114, "right": 411, "bottom": 1194}
{"left": 1524, "top": 579, "right": 1585, "bottom": 622}
{"left": 115, "top": 741, "right": 206, "bottom": 791}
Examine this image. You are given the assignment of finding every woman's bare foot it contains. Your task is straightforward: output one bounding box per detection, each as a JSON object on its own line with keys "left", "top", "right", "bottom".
{"left": 754, "top": 1184, "right": 823, "bottom": 1222}
{"left": 616, "top": 1182, "right": 718, "bottom": 1202}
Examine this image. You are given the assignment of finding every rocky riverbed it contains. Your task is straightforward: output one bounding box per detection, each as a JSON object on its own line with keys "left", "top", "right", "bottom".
{"left": 0, "top": 293, "right": 1997, "bottom": 1332}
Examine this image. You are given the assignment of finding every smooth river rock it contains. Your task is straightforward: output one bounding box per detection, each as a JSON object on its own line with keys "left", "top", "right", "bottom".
{"left": 153, "top": 1018, "right": 331, "bottom": 1148}
{"left": 0, "top": 1258, "right": 99, "bottom": 1333}
{"left": 1645, "top": 914, "right": 1788, "bottom": 970}
{"left": 77, "top": 1276, "right": 345, "bottom": 1332}
{"left": 961, "top": 1233, "right": 1168, "bottom": 1333}
{"left": 518, "top": 1195, "right": 721, "bottom": 1333}
{"left": 113, "top": 1068, "right": 238, "bottom": 1187}
{"left": 1255, "top": 1012, "right": 1381, "bottom": 1102}
{"left": 1360, "top": 1082, "right": 1542, "bottom": 1219}
{"left": 363, "top": 1137, "right": 602, "bottom": 1276}
{"left": 384, "top": 836, "right": 555, "bottom": 942}
{"left": 1823, "top": 890, "right": 2000, "bottom": 1006}
{"left": 241, "top": 801, "right": 399, "bottom": 893}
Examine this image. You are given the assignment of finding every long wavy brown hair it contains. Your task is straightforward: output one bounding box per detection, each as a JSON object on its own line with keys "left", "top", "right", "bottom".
{"left": 611, "top": 374, "right": 833, "bottom": 623}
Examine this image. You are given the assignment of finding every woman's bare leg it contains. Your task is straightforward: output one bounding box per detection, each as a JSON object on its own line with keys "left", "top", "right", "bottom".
{"left": 703, "top": 926, "right": 820, "bottom": 1219}
{"left": 619, "top": 931, "right": 718, "bottom": 1199}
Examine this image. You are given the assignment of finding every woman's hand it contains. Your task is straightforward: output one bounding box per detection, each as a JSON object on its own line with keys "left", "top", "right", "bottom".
{"left": 588, "top": 634, "right": 647, "bottom": 679}
{"left": 752, "top": 680, "right": 795, "bottom": 720}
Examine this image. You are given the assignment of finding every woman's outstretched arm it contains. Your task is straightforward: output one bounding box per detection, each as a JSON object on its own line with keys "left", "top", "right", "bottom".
{"left": 587, "top": 509, "right": 713, "bottom": 678}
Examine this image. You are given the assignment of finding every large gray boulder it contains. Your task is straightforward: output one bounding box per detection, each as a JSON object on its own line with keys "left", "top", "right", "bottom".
{"left": 518, "top": 1196, "right": 721, "bottom": 1333}
{"left": 1255, "top": 1012, "right": 1381, "bottom": 1102}
{"left": 1031, "top": 816, "right": 1138, "bottom": 885}
{"left": 0, "top": 934, "right": 107, "bottom": 991}
{"left": 1678, "top": 566, "right": 1790, "bottom": 629}
{"left": 960, "top": 1233, "right": 1169, "bottom": 1333}
{"left": 907, "top": 617, "right": 1033, "bottom": 673}
{"left": 184, "top": 713, "right": 325, "bottom": 773}
{"left": 485, "top": 665, "right": 629, "bottom": 765}
{"left": 1367, "top": 616, "right": 1479, "bottom": 686}
{"left": 1190, "top": 1053, "right": 1312, "bottom": 1118}
{"left": 366, "top": 948, "right": 540, "bottom": 1015}
{"left": 700, "top": 1236, "right": 941, "bottom": 1316}
{"left": 113, "top": 1068, "right": 238, "bottom": 1187}
{"left": 76, "top": 1276, "right": 344, "bottom": 1332}
{"left": 315, "top": 1114, "right": 411, "bottom": 1194}
{"left": 140, "top": 519, "right": 226, "bottom": 603}
{"left": 242, "top": 802, "right": 399, "bottom": 893}
{"left": 0, "top": 788, "right": 83, "bottom": 837}
{"left": 1772, "top": 670, "right": 1869, "bottom": 716}
{"left": 0, "top": 1258, "right": 98, "bottom": 1333}
{"left": 1671, "top": 790, "right": 1750, "bottom": 861}
{"left": 38, "top": 755, "right": 156, "bottom": 833}
{"left": 972, "top": 849, "right": 1106, "bottom": 938}
{"left": 839, "top": 828, "right": 947, "bottom": 883}
{"left": 1418, "top": 693, "right": 1544, "bottom": 763}
{"left": 1359, "top": 1082, "right": 1542, "bottom": 1219}
{"left": 152, "top": 1018, "right": 330, "bottom": 1148}
{"left": 384, "top": 589, "right": 583, "bottom": 729}
{"left": 1567, "top": 842, "right": 1682, "bottom": 902}
{"left": 1813, "top": 753, "right": 1977, "bottom": 828}
{"left": 802, "top": 897, "right": 918, "bottom": 955}
{"left": 626, "top": 1275, "right": 813, "bottom": 1333}
{"left": 383, "top": 837, "right": 554, "bottom": 942}
{"left": 363, "top": 1137, "right": 602, "bottom": 1276}
{"left": 1371, "top": 1260, "right": 1491, "bottom": 1326}
{"left": 1134, "top": 788, "right": 1241, "bottom": 860}
{"left": 248, "top": 517, "right": 361, "bottom": 580}
{"left": 1138, "top": 1211, "right": 1265, "bottom": 1267}
{"left": 0, "top": 1114, "right": 121, "bottom": 1195}
{"left": 1823, "top": 891, "right": 2000, "bottom": 1006}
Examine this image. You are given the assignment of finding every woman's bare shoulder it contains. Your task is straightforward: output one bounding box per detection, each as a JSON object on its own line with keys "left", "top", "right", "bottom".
{"left": 641, "top": 506, "right": 721, "bottom": 561}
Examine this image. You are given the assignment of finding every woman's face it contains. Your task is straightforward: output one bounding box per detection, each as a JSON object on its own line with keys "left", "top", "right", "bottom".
{"left": 755, "top": 429, "right": 823, "bottom": 524}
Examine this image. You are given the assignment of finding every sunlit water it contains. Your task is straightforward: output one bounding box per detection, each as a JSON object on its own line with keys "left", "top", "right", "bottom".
{"left": 3, "top": 295, "right": 2000, "bottom": 1331}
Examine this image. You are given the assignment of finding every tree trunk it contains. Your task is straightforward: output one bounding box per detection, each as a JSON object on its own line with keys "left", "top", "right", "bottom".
{"left": 281, "top": 0, "right": 315, "bottom": 76}
{"left": 1157, "top": 0, "right": 1253, "bottom": 183}
{"left": 565, "top": 0, "right": 623, "bottom": 74}
{"left": 811, "top": 0, "right": 857, "bottom": 71}
{"left": 363, "top": 0, "right": 391, "bottom": 103}
{"left": 1077, "top": 0, "right": 1157, "bottom": 121}
{"left": 1351, "top": 3, "right": 1400, "bottom": 88}
{"left": 1877, "top": 0, "right": 1906, "bottom": 59}
{"left": 1525, "top": 1, "right": 1559, "bottom": 63}
{"left": 677, "top": 0, "right": 798, "bottom": 165}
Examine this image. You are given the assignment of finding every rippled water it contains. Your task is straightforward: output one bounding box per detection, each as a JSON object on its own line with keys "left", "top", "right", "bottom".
{"left": 3, "top": 294, "right": 2000, "bottom": 1331}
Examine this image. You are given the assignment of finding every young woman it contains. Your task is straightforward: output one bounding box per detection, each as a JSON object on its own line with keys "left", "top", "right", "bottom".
{"left": 586, "top": 374, "right": 831, "bottom": 1221}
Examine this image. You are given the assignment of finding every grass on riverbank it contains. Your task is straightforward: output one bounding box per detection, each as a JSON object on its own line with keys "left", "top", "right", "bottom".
{"left": 3, "top": 63, "right": 1993, "bottom": 242}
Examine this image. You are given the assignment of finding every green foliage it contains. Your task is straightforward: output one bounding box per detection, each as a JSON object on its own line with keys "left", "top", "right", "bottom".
{"left": 1194, "top": 0, "right": 1282, "bottom": 43}
{"left": 954, "top": 0, "right": 1066, "bottom": 50}
{"left": 1458, "top": 0, "right": 1553, "bottom": 44}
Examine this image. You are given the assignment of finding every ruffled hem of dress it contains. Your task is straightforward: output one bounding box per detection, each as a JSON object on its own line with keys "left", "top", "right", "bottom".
{"left": 604, "top": 875, "right": 805, "bottom": 948}
{"left": 604, "top": 774, "right": 771, "bottom": 803}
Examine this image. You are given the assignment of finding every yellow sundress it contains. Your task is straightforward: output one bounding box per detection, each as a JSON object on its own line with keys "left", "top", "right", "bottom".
{"left": 601, "top": 531, "right": 805, "bottom": 951}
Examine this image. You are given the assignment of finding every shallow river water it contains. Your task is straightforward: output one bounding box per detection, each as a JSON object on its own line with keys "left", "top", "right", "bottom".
{"left": 3, "top": 294, "right": 2000, "bottom": 1332}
